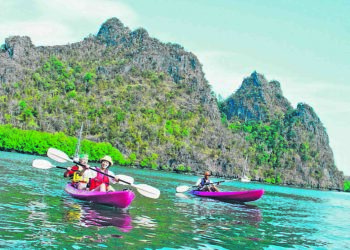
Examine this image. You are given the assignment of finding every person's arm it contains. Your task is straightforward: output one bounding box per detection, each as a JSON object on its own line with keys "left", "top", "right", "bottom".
{"left": 64, "top": 166, "right": 79, "bottom": 177}
{"left": 195, "top": 178, "right": 202, "bottom": 187}
{"left": 108, "top": 171, "right": 118, "bottom": 184}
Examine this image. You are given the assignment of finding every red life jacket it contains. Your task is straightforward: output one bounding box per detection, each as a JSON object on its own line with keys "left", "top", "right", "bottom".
{"left": 89, "top": 167, "right": 110, "bottom": 190}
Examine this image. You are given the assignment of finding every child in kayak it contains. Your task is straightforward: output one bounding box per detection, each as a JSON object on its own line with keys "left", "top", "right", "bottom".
{"left": 64, "top": 154, "right": 96, "bottom": 190}
{"left": 89, "top": 155, "right": 119, "bottom": 192}
{"left": 195, "top": 171, "right": 219, "bottom": 192}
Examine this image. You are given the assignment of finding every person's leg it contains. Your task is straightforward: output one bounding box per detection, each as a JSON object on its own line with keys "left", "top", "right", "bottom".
{"left": 107, "top": 185, "right": 115, "bottom": 192}
{"left": 92, "top": 183, "right": 106, "bottom": 192}
{"left": 77, "top": 182, "right": 87, "bottom": 190}
{"left": 100, "top": 183, "right": 107, "bottom": 192}
{"left": 204, "top": 186, "right": 211, "bottom": 192}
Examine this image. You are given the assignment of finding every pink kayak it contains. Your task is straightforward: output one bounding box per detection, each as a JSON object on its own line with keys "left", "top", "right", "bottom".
{"left": 64, "top": 184, "right": 135, "bottom": 208}
{"left": 189, "top": 189, "right": 264, "bottom": 202}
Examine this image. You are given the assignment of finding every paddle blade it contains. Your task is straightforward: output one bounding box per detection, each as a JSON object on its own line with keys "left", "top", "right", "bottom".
{"left": 47, "top": 148, "right": 72, "bottom": 163}
{"left": 176, "top": 185, "right": 190, "bottom": 193}
{"left": 116, "top": 175, "right": 134, "bottom": 185}
{"left": 32, "top": 159, "right": 55, "bottom": 169}
{"left": 132, "top": 184, "right": 160, "bottom": 199}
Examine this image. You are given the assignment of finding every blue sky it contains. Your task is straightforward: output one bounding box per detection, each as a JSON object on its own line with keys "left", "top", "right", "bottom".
{"left": 1, "top": 0, "right": 349, "bottom": 175}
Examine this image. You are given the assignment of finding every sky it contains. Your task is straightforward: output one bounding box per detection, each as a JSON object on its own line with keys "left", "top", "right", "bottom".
{"left": 1, "top": 0, "right": 349, "bottom": 175}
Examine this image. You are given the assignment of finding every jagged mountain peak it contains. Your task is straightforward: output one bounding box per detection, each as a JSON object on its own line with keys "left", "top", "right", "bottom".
{"left": 5, "top": 36, "right": 34, "bottom": 48}
{"left": 294, "top": 103, "right": 328, "bottom": 141}
{"left": 223, "top": 72, "right": 292, "bottom": 122}
{"left": 296, "top": 103, "right": 320, "bottom": 122}
{"left": 1, "top": 36, "right": 34, "bottom": 60}
{"left": 241, "top": 71, "right": 267, "bottom": 88}
{"left": 96, "top": 17, "right": 131, "bottom": 44}
{"left": 240, "top": 71, "right": 283, "bottom": 95}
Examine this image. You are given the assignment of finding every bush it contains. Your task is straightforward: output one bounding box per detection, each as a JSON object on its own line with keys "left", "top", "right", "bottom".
{"left": 175, "top": 164, "right": 191, "bottom": 172}
{"left": 344, "top": 181, "right": 350, "bottom": 192}
{"left": 0, "top": 125, "right": 126, "bottom": 164}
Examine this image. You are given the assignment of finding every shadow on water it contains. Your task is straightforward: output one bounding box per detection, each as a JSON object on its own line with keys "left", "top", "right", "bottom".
{"left": 62, "top": 200, "right": 133, "bottom": 233}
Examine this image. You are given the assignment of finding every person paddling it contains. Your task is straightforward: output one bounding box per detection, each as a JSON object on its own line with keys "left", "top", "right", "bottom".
{"left": 195, "top": 171, "right": 219, "bottom": 192}
{"left": 64, "top": 154, "right": 96, "bottom": 190}
{"left": 89, "top": 155, "right": 119, "bottom": 192}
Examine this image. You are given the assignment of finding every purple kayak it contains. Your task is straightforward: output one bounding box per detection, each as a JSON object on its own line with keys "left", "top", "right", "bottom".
{"left": 64, "top": 184, "right": 135, "bottom": 208}
{"left": 189, "top": 189, "right": 264, "bottom": 202}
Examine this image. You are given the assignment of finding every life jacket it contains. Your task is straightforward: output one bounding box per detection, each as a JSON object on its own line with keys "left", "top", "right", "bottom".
{"left": 200, "top": 177, "right": 210, "bottom": 187}
{"left": 72, "top": 172, "right": 83, "bottom": 183}
{"left": 89, "top": 167, "right": 110, "bottom": 190}
{"left": 66, "top": 165, "right": 82, "bottom": 183}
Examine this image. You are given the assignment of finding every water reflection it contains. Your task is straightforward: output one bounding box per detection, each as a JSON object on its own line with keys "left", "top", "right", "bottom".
{"left": 133, "top": 215, "right": 158, "bottom": 229}
{"left": 63, "top": 201, "right": 133, "bottom": 232}
{"left": 173, "top": 192, "right": 263, "bottom": 247}
{"left": 175, "top": 194, "right": 262, "bottom": 225}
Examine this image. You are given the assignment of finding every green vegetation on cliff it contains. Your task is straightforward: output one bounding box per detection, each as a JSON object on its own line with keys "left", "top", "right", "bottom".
{"left": 1, "top": 56, "right": 200, "bottom": 171}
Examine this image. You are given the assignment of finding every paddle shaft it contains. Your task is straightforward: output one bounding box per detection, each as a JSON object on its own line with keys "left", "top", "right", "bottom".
{"left": 193, "top": 180, "right": 225, "bottom": 188}
{"left": 56, "top": 166, "right": 68, "bottom": 170}
{"left": 72, "top": 160, "right": 131, "bottom": 185}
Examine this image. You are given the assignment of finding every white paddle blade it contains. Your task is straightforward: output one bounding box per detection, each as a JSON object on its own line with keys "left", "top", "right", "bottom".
{"left": 32, "top": 159, "right": 55, "bottom": 169}
{"left": 176, "top": 185, "right": 191, "bottom": 193}
{"left": 47, "top": 148, "right": 72, "bottom": 163}
{"left": 116, "top": 175, "right": 134, "bottom": 185}
{"left": 132, "top": 184, "right": 160, "bottom": 199}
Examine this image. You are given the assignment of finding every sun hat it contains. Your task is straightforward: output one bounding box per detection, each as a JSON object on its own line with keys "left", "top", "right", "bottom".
{"left": 100, "top": 155, "right": 113, "bottom": 166}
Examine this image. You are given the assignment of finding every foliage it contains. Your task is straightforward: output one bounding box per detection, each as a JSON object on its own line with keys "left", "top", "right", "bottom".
{"left": 175, "top": 164, "right": 191, "bottom": 172}
{"left": 0, "top": 124, "right": 125, "bottom": 164}
{"left": 344, "top": 181, "right": 350, "bottom": 192}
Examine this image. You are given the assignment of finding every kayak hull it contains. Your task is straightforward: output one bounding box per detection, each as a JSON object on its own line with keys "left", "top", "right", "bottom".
{"left": 64, "top": 184, "right": 135, "bottom": 208}
{"left": 189, "top": 189, "right": 264, "bottom": 202}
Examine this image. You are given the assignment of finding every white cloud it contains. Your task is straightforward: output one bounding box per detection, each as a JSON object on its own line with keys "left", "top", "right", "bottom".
{"left": 0, "top": 0, "right": 138, "bottom": 45}
{"left": 196, "top": 50, "right": 250, "bottom": 98}
{"left": 0, "top": 20, "right": 74, "bottom": 45}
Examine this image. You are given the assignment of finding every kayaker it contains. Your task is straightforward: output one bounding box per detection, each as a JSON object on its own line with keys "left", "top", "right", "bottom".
{"left": 195, "top": 171, "right": 219, "bottom": 192}
{"left": 89, "top": 155, "right": 119, "bottom": 192}
{"left": 64, "top": 154, "right": 96, "bottom": 190}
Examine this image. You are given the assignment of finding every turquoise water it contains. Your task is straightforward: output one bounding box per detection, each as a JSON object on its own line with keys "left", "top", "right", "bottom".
{"left": 0, "top": 151, "right": 349, "bottom": 249}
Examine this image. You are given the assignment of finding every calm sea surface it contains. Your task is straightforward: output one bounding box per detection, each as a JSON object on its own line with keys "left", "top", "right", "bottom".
{"left": 0, "top": 151, "right": 349, "bottom": 249}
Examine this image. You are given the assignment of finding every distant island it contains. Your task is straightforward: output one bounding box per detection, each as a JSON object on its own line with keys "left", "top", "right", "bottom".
{"left": 0, "top": 17, "right": 345, "bottom": 190}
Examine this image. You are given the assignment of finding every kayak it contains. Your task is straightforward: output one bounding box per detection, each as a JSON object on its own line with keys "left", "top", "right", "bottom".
{"left": 189, "top": 189, "right": 264, "bottom": 202}
{"left": 64, "top": 183, "right": 135, "bottom": 208}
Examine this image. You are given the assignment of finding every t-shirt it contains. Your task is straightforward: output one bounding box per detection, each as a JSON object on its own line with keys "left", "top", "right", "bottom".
{"left": 81, "top": 169, "right": 97, "bottom": 183}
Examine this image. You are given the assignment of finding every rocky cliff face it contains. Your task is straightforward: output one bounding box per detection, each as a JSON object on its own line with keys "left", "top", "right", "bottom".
{"left": 222, "top": 72, "right": 344, "bottom": 189}
{"left": 0, "top": 18, "right": 344, "bottom": 189}
{"left": 223, "top": 71, "right": 293, "bottom": 121}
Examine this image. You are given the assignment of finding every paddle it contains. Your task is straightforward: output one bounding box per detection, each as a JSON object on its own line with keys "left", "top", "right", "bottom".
{"left": 47, "top": 148, "right": 160, "bottom": 199}
{"left": 176, "top": 180, "right": 225, "bottom": 193}
{"left": 31, "top": 159, "right": 135, "bottom": 185}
